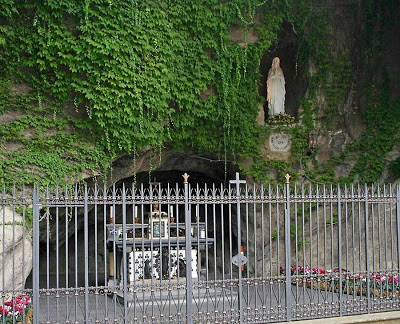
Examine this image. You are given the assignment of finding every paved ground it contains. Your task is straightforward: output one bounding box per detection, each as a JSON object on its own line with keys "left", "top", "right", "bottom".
{"left": 293, "top": 310, "right": 400, "bottom": 324}
{"left": 33, "top": 283, "right": 400, "bottom": 323}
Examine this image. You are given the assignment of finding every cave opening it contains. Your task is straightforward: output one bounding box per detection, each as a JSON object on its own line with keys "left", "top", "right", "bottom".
{"left": 29, "top": 154, "right": 240, "bottom": 287}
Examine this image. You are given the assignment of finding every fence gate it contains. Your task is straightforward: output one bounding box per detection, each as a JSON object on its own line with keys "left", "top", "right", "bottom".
{"left": 1, "top": 175, "right": 400, "bottom": 323}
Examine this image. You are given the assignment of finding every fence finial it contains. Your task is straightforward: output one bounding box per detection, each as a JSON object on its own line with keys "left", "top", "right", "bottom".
{"left": 182, "top": 173, "right": 189, "bottom": 184}
{"left": 285, "top": 173, "right": 291, "bottom": 184}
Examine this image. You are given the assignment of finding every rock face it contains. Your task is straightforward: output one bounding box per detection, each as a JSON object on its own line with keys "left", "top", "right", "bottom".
{"left": 238, "top": 200, "right": 391, "bottom": 277}
{"left": 0, "top": 207, "right": 32, "bottom": 298}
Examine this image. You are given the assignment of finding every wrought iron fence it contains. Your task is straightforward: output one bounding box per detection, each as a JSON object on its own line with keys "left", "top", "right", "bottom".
{"left": 1, "top": 173, "right": 400, "bottom": 323}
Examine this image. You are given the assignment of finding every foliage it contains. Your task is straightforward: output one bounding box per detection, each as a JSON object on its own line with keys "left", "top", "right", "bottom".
{"left": 0, "top": 79, "right": 111, "bottom": 186}
{"left": 241, "top": 154, "right": 296, "bottom": 183}
{"left": 0, "top": 0, "right": 284, "bottom": 155}
{"left": 1, "top": 0, "right": 394, "bottom": 185}
{"left": 348, "top": 83, "right": 400, "bottom": 183}
{"left": 0, "top": 0, "right": 297, "bottom": 184}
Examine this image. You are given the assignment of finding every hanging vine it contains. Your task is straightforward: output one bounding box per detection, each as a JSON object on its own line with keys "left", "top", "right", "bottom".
{"left": 0, "top": 0, "right": 341, "bottom": 185}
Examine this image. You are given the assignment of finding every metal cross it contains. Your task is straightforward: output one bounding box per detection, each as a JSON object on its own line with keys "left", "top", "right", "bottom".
{"left": 229, "top": 172, "right": 246, "bottom": 186}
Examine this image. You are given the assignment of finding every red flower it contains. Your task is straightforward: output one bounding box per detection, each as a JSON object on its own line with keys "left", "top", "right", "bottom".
{"left": 0, "top": 307, "right": 8, "bottom": 316}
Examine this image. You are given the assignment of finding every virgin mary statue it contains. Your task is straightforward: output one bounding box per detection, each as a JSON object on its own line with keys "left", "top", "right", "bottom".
{"left": 267, "top": 57, "right": 285, "bottom": 116}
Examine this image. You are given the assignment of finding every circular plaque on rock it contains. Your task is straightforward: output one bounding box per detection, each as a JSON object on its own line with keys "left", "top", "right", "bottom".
{"left": 269, "top": 133, "right": 291, "bottom": 153}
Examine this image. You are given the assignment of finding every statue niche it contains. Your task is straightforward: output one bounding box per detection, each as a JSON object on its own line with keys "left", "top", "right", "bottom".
{"left": 266, "top": 57, "right": 286, "bottom": 117}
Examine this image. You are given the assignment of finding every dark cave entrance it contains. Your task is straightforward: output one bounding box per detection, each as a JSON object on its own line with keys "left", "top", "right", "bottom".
{"left": 259, "top": 20, "right": 308, "bottom": 120}
{"left": 29, "top": 155, "right": 240, "bottom": 287}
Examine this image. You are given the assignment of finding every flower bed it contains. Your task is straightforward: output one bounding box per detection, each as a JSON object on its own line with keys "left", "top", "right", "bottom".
{"left": 280, "top": 266, "right": 400, "bottom": 298}
{"left": 0, "top": 295, "right": 33, "bottom": 324}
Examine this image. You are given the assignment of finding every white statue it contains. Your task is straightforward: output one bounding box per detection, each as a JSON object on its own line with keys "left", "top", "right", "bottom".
{"left": 267, "top": 57, "right": 286, "bottom": 116}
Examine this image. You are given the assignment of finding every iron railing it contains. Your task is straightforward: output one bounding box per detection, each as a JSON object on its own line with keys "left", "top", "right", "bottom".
{"left": 0, "top": 173, "right": 400, "bottom": 323}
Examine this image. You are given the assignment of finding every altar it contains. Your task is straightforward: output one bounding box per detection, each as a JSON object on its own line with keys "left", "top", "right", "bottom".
{"left": 106, "top": 203, "right": 214, "bottom": 287}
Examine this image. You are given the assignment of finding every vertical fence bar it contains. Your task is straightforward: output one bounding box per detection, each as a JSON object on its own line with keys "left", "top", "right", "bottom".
{"left": 220, "top": 182, "right": 226, "bottom": 318}
{"left": 294, "top": 183, "right": 298, "bottom": 314}
{"left": 260, "top": 184, "right": 266, "bottom": 314}
{"left": 45, "top": 186, "right": 50, "bottom": 323}
{"left": 84, "top": 184, "right": 89, "bottom": 323}
{"left": 32, "top": 186, "right": 40, "bottom": 324}
{"left": 396, "top": 185, "right": 400, "bottom": 288}
{"left": 344, "top": 184, "right": 349, "bottom": 308}
{"left": 212, "top": 184, "right": 217, "bottom": 320}
{"left": 94, "top": 184, "right": 99, "bottom": 322}
{"left": 103, "top": 184, "right": 108, "bottom": 322}
{"left": 166, "top": 183, "right": 172, "bottom": 322}
{"left": 228, "top": 183, "right": 233, "bottom": 313}
{"left": 316, "top": 184, "right": 320, "bottom": 307}
{"left": 122, "top": 184, "right": 128, "bottom": 323}
{"left": 22, "top": 185, "right": 26, "bottom": 324}
{"left": 204, "top": 183, "right": 210, "bottom": 321}
{"left": 277, "top": 184, "right": 282, "bottom": 306}
{"left": 284, "top": 174, "right": 291, "bottom": 321}
{"left": 230, "top": 173, "right": 245, "bottom": 324}
{"left": 74, "top": 185, "right": 78, "bottom": 322}
{"left": 65, "top": 186, "right": 70, "bottom": 324}
{"left": 308, "top": 184, "right": 313, "bottom": 304}
{"left": 268, "top": 184, "right": 273, "bottom": 320}
{"left": 112, "top": 185, "right": 117, "bottom": 321}
{"left": 2, "top": 184, "right": 5, "bottom": 324}
{"left": 141, "top": 183, "right": 146, "bottom": 320}
{"left": 323, "top": 185, "right": 327, "bottom": 301}
{"left": 338, "top": 184, "right": 343, "bottom": 316}
{"left": 389, "top": 184, "right": 395, "bottom": 300}
{"left": 301, "top": 184, "right": 306, "bottom": 313}
{"left": 351, "top": 184, "right": 356, "bottom": 311}
{"left": 183, "top": 173, "right": 193, "bottom": 324}
{"left": 133, "top": 181, "right": 139, "bottom": 323}
{"left": 55, "top": 186, "right": 60, "bottom": 324}
{"left": 365, "top": 184, "right": 371, "bottom": 313}
{"left": 12, "top": 185, "right": 15, "bottom": 324}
